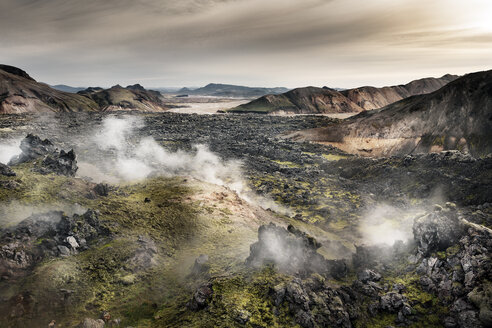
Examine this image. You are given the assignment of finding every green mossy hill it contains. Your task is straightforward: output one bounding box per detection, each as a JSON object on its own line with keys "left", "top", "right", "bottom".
{"left": 0, "top": 161, "right": 287, "bottom": 327}
{"left": 0, "top": 162, "right": 202, "bottom": 326}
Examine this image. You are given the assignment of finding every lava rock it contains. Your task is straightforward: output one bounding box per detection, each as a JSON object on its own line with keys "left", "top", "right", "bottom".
{"left": 57, "top": 245, "right": 70, "bottom": 256}
{"left": 246, "top": 223, "right": 329, "bottom": 276}
{"left": 8, "top": 134, "right": 55, "bottom": 165}
{"left": 188, "top": 284, "right": 213, "bottom": 310}
{"left": 39, "top": 149, "right": 78, "bottom": 176}
{"left": 0, "top": 163, "right": 15, "bottom": 177}
{"left": 7, "top": 134, "right": 78, "bottom": 176}
{"left": 0, "top": 209, "right": 107, "bottom": 279}
{"left": 93, "top": 183, "right": 110, "bottom": 197}
{"left": 357, "top": 269, "right": 381, "bottom": 283}
{"left": 379, "top": 292, "right": 406, "bottom": 312}
{"left": 413, "top": 206, "right": 464, "bottom": 256}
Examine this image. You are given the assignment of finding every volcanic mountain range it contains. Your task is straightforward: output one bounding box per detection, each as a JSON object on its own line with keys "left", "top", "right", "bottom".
{"left": 0, "top": 65, "right": 169, "bottom": 113}
{"left": 229, "top": 74, "right": 459, "bottom": 114}
{"left": 286, "top": 70, "right": 492, "bottom": 157}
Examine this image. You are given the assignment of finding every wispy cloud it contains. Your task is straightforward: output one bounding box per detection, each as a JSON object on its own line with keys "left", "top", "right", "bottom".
{"left": 0, "top": 0, "right": 491, "bottom": 88}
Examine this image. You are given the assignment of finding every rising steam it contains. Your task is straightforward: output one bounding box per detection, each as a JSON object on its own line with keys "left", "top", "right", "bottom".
{"left": 358, "top": 203, "right": 424, "bottom": 246}
{"left": 79, "top": 116, "right": 290, "bottom": 214}
{"left": 0, "top": 139, "right": 22, "bottom": 164}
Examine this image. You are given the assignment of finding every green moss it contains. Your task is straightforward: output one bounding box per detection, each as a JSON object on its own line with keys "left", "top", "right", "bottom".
{"left": 380, "top": 273, "right": 448, "bottom": 327}
{"left": 356, "top": 313, "right": 396, "bottom": 328}
{"left": 321, "top": 154, "right": 347, "bottom": 161}
{"left": 446, "top": 245, "right": 461, "bottom": 256}
{"left": 271, "top": 160, "right": 302, "bottom": 168}
{"left": 155, "top": 267, "right": 298, "bottom": 328}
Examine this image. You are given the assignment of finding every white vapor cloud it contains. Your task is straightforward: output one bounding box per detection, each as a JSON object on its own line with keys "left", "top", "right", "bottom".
{"left": 81, "top": 115, "right": 290, "bottom": 214}
{"left": 0, "top": 139, "right": 22, "bottom": 165}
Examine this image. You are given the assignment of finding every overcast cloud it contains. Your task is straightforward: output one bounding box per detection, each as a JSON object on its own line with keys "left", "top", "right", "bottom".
{"left": 1, "top": 0, "right": 491, "bottom": 88}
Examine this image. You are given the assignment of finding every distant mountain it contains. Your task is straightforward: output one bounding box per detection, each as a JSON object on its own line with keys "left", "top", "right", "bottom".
{"left": 50, "top": 84, "right": 86, "bottom": 93}
{"left": 230, "top": 74, "right": 458, "bottom": 114}
{"left": 229, "top": 87, "right": 364, "bottom": 114}
{"left": 341, "top": 74, "right": 459, "bottom": 110}
{"left": 285, "top": 70, "right": 492, "bottom": 157}
{"left": 0, "top": 65, "right": 99, "bottom": 113}
{"left": 78, "top": 84, "right": 169, "bottom": 112}
{"left": 0, "top": 65, "right": 170, "bottom": 113}
{"left": 152, "top": 87, "right": 191, "bottom": 93}
{"left": 180, "top": 83, "right": 289, "bottom": 98}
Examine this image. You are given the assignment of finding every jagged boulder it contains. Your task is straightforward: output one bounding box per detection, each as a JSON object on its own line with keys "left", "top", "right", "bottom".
{"left": 8, "top": 134, "right": 55, "bottom": 165}
{"left": 413, "top": 210, "right": 492, "bottom": 328}
{"left": 413, "top": 204, "right": 464, "bottom": 256}
{"left": 246, "top": 223, "right": 329, "bottom": 276}
{"left": 38, "top": 149, "right": 78, "bottom": 176}
{"left": 93, "top": 183, "right": 110, "bottom": 196}
{"left": 78, "top": 318, "right": 105, "bottom": 328}
{"left": 0, "top": 163, "right": 15, "bottom": 176}
{"left": 357, "top": 269, "right": 381, "bottom": 283}
{"left": 270, "top": 277, "right": 353, "bottom": 328}
{"left": 0, "top": 209, "right": 108, "bottom": 279}
{"left": 188, "top": 283, "right": 213, "bottom": 311}
{"left": 7, "top": 134, "right": 78, "bottom": 176}
{"left": 126, "top": 235, "right": 158, "bottom": 272}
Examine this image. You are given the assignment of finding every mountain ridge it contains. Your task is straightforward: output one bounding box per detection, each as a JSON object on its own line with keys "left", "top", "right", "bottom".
{"left": 230, "top": 74, "right": 459, "bottom": 114}
{"left": 284, "top": 70, "right": 492, "bottom": 156}
{"left": 179, "top": 83, "right": 289, "bottom": 98}
{"left": 0, "top": 65, "right": 169, "bottom": 113}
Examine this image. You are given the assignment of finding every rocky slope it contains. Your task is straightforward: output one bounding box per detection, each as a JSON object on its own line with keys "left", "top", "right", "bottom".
{"left": 230, "top": 74, "right": 458, "bottom": 114}
{"left": 286, "top": 70, "right": 492, "bottom": 157}
{"left": 0, "top": 65, "right": 100, "bottom": 113}
{"left": 78, "top": 84, "right": 169, "bottom": 112}
{"left": 179, "top": 83, "right": 289, "bottom": 98}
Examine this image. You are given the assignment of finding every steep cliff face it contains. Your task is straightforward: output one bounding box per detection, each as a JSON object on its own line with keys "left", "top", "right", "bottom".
{"left": 0, "top": 66, "right": 99, "bottom": 113}
{"left": 286, "top": 70, "right": 492, "bottom": 157}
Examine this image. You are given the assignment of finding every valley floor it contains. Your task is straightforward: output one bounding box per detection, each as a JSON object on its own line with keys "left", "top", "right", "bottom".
{"left": 0, "top": 112, "right": 490, "bottom": 327}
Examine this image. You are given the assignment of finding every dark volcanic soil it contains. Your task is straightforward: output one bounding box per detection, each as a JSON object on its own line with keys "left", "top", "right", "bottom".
{"left": 1, "top": 112, "right": 490, "bottom": 240}
{"left": 0, "top": 112, "right": 491, "bottom": 327}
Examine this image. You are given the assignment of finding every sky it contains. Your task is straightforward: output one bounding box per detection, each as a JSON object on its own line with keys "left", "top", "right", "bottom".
{"left": 1, "top": 0, "right": 491, "bottom": 88}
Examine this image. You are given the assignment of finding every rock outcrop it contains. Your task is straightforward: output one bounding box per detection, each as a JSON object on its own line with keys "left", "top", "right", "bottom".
{"left": 246, "top": 223, "right": 338, "bottom": 276}
{"left": 0, "top": 163, "right": 15, "bottom": 177}
{"left": 8, "top": 134, "right": 55, "bottom": 165}
{"left": 0, "top": 210, "right": 108, "bottom": 280}
{"left": 8, "top": 134, "right": 78, "bottom": 176}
